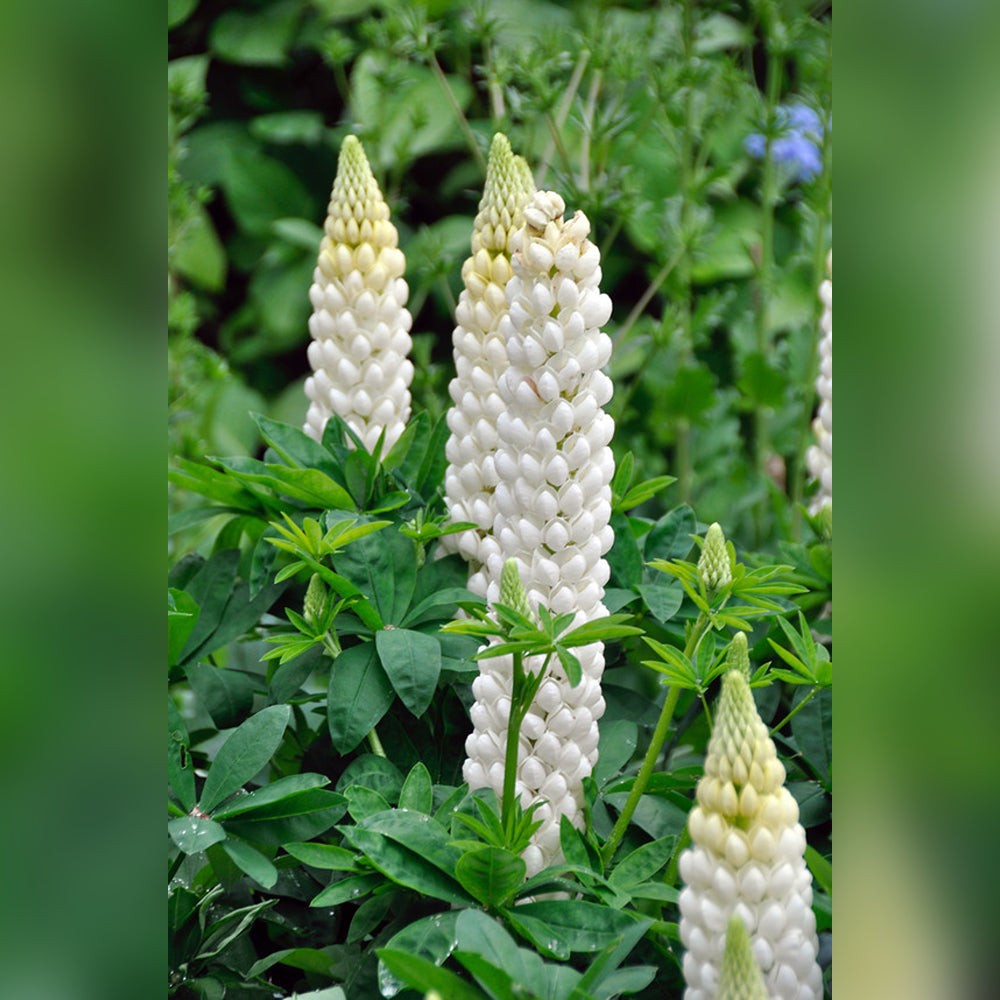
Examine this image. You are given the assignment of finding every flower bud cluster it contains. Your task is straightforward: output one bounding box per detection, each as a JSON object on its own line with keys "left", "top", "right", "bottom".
{"left": 717, "top": 916, "right": 770, "bottom": 1000}
{"left": 679, "top": 670, "right": 822, "bottom": 1000}
{"left": 442, "top": 134, "right": 535, "bottom": 595}
{"left": 463, "top": 190, "right": 615, "bottom": 875}
{"left": 303, "top": 135, "right": 414, "bottom": 456}
{"left": 806, "top": 251, "right": 832, "bottom": 514}
{"left": 698, "top": 522, "right": 732, "bottom": 593}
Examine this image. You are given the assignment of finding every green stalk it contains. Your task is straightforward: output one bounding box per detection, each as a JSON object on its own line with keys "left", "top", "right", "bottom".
{"left": 601, "top": 612, "right": 713, "bottom": 866}
{"left": 769, "top": 685, "right": 819, "bottom": 736}
{"left": 428, "top": 52, "right": 486, "bottom": 173}
{"left": 751, "top": 20, "right": 783, "bottom": 545}
{"left": 501, "top": 652, "right": 524, "bottom": 839}
{"left": 367, "top": 725, "right": 386, "bottom": 758}
{"left": 537, "top": 50, "right": 590, "bottom": 186}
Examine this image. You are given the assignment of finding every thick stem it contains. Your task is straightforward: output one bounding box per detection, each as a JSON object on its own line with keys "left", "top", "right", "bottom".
{"left": 501, "top": 652, "right": 525, "bottom": 839}
{"left": 601, "top": 613, "right": 712, "bottom": 866}
{"left": 367, "top": 726, "right": 387, "bottom": 758}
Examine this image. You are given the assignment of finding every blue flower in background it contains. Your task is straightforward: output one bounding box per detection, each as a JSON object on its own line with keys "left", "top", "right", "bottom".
{"left": 744, "top": 101, "right": 826, "bottom": 182}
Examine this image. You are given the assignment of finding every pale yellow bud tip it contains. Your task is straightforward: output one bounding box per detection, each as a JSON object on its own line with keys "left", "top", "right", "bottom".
{"left": 499, "top": 558, "right": 532, "bottom": 620}
{"left": 698, "top": 522, "right": 732, "bottom": 592}
{"left": 726, "top": 632, "right": 751, "bottom": 679}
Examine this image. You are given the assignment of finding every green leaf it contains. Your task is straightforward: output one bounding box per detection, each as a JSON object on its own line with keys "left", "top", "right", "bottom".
{"left": 199, "top": 705, "right": 290, "bottom": 814}
{"left": 327, "top": 643, "right": 395, "bottom": 755}
{"left": 212, "top": 773, "right": 331, "bottom": 819}
{"left": 361, "top": 810, "right": 466, "bottom": 880}
{"left": 618, "top": 475, "right": 676, "bottom": 512}
{"left": 805, "top": 845, "right": 833, "bottom": 897}
{"left": 336, "top": 527, "right": 416, "bottom": 624}
{"left": 401, "top": 587, "right": 482, "bottom": 628}
{"left": 635, "top": 581, "right": 684, "bottom": 623}
{"left": 210, "top": 0, "right": 303, "bottom": 67}
{"left": 173, "top": 199, "right": 226, "bottom": 292}
{"left": 376, "top": 949, "right": 485, "bottom": 1000}
{"left": 168, "top": 589, "right": 201, "bottom": 667}
{"left": 311, "top": 872, "right": 384, "bottom": 907}
{"left": 379, "top": 911, "right": 461, "bottom": 998}
{"left": 603, "top": 792, "right": 689, "bottom": 842}
{"left": 454, "top": 909, "right": 545, "bottom": 990}
{"left": 339, "top": 824, "right": 474, "bottom": 906}
{"left": 185, "top": 664, "right": 255, "bottom": 730}
{"left": 247, "top": 948, "right": 339, "bottom": 980}
{"left": 642, "top": 505, "right": 696, "bottom": 563}
{"left": 455, "top": 847, "right": 526, "bottom": 908}
{"left": 169, "top": 815, "right": 227, "bottom": 854}
{"left": 346, "top": 786, "right": 392, "bottom": 822}
{"left": 607, "top": 513, "right": 643, "bottom": 587}
{"left": 251, "top": 413, "right": 343, "bottom": 480}
{"left": 501, "top": 909, "right": 571, "bottom": 961}
{"left": 284, "top": 842, "right": 361, "bottom": 871}
{"left": 398, "top": 762, "right": 434, "bottom": 813}
{"left": 335, "top": 754, "right": 404, "bottom": 803}
{"left": 375, "top": 628, "right": 442, "bottom": 717}
{"left": 593, "top": 720, "right": 638, "bottom": 789}
{"left": 790, "top": 687, "right": 832, "bottom": 787}
{"left": 221, "top": 837, "right": 277, "bottom": 888}
{"left": 507, "top": 900, "right": 642, "bottom": 953}
{"left": 451, "top": 951, "right": 521, "bottom": 1000}
{"left": 608, "top": 836, "right": 676, "bottom": 888}
{"left": 212, "top": 456, "right": 355, "bottom": 510}
{"left": 168, "top": 697, "right": 196, "bottom": 812}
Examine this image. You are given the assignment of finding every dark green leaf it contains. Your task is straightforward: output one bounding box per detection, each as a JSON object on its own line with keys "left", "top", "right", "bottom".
{"left": 311, "top": 872, "right": 384, "bottom": 907}
{"left": 168, "top": 697, "right": 196, "bottom": 812}
{"left": 199, "top": 705, "right": 290, "bottom": 813}
{"left": 738, "top": 352, "right": 788, "bottom": 408}
{"left": 252, "top": 413, "right": 342, "bottom": 480}
{"left": 379, "top": 911, "right": 461, "bottom": 998}
{"left": 642, "top": 506, "right": 696, "bottom": 563}
{"left": 508, "top": 900, "right": 642, "bottom": 953}
{"left": 346, "top": 786, "right": 392, "bottom": 822}
{"left": 501, "top": 908, "right": 571, "bottom": 961}
{"left": 360, "top": 810, "right": 466, "bottom": 880}
{"left": 635, "top": 581, "right": 684, "bottom": 623}
{"left": 375, "top": 628, "right": 441, "bottom": 717}
{"left": 336, "top": 527, "right": 416, "bottom": 624}
{"left": 398, "top": 762, "right": 434, "bottom": 813}
{"left": 607, "top": 513, "right": 643, "bottom": 587}
{"left": 455, "top": 847, "right": 526, "bottom": 908}
{"left": 221, "top": 837, "right": 277, "bottom": 888}
{"left": 805, "top": 845, "right": 832, "bottom": 897}
{"left": 209, "top": 0, "right": 303, "bottom": 67}
{"left": 790, "top": 687, "right": 832, "bottom": 787}
{"left": 327, "top": 643, "right": 395, "bottom": 755}
{"left": 451, "top": 951, "right": 520, "bottom": 1000}
{"left": 169, "top": 815, "right": 227, "bottom": 854}
{"left": 212, "top": 456, "right": 355, "bottom": 510}
{"left": 335, "top": 755, "right": 404, "bottom": 803}
{"left": 339, "top": 824, "right": 474, "bottom": 906}
{"left": 593, "top": 720, "right": 637, "bottom": 788}
{"left": 168, "top": 589, "right": 200, "bottom": 667}
{"left": 212, "top": 773, "right": 331, "bottom": 819}
{"left": 603, "top": 791, "right": 689, "bottom": 842}
{"left": 284, "top": 842, "right": 361, "bottom": 871}
{"left": 185, "top": 664, "right": 255, "bottom": 730}
{"left": 608, "top": 836, "right": 676, "bottom": 888}
{"left": 376, "top": 949, "right": 485, "bottom": 1000}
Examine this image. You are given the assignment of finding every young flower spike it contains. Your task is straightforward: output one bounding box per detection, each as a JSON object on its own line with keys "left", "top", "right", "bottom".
{"left": 679, "top": 669, "right": 822, "bottom": 1000}
{"left": 303, "top": 135, "right": 414, "bottom": 456}
{"left": 463, "top": 189, "right": 615, "bottom": 874}
{"left": 806, "top": 251, "right": 832, "bottom": 514}
{"left": 716, "top": 916, "right": 771, "bottom": 1000}
{"left": 443, "top": 133, "right": 535, "bottom": 596}
{"left": 698, "top": 522, "right": 732, "bottom": 593}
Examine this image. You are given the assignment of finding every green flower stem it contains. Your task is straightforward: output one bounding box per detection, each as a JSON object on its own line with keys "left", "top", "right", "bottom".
{"left": 428, "top": 52, "right": 486, "bottom": 173}
{"left": 752, "top": 28, "right": 783, "bottom": 545}
{"left": 612, "top": 248, "right": 685, "bottom": 349}
{"left": 769, "top": 685, "right": 819, "bottom": 737}
{"left": 537, "top": 50, "right": 590, "bottom": 185}
{"left": 367, "top": 725, "right": 387, "bottom": 758}
{"left": 501, "top": 658, "right": 525, "bottom": 842}
{"left": 601, "top": 612, "right": 712, "bottom": 867}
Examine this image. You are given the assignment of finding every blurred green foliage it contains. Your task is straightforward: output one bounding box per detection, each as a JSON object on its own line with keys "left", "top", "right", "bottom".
{"left": 168, "top": 0, "right": 831, "bottom": 550}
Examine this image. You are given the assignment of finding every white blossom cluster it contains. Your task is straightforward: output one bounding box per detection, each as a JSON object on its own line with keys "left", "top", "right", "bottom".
{"left": 303, "top": 135, "right": 413, "bottom": 456}
{"left": 463, "top": 190, "right": 615, "bottom": 875}
{"left": 806, "top": 251, "right": 832, "bottom": 514}
{"left": 442, "top": 134, "right": 535, "bottom": 595}
{"left": 679, "top": 670, "right": 822, "bottom": 1000}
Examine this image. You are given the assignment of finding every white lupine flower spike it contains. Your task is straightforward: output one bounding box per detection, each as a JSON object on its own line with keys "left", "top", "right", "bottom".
{"left": 463, "top": 189, "right": 615, "bottom": 875}
{"left": 443, "top": 133, "right": 535, "bottom": 596}
{"left": 679, "top": 669, "right": 823, "bottom": 1000}
{"left": 806, "top": 250, "right": 832, "bottom": 515}
{"left": 303, "top": 134, "right": 414, "bottom": 457}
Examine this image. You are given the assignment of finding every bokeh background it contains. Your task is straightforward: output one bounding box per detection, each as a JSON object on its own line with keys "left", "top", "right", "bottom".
{"left": 1, "top": 0, "right": 1000, "bottom": 997}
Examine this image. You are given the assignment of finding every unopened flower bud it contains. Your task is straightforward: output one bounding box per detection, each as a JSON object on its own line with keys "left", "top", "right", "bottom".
{"left": 304, "top": 573, "right": 326, "bottom": 627}
{"left": 698, "top": 523, "right": 732, "bottom": 592}
{"left": 726, "top": 632, "right": 751, "bottom": 680}
{"left": 499, "top": 558, "right": 532, "bottom": 621}
{"left": 716, "top": 916, "right": 770, "bottom": 1000}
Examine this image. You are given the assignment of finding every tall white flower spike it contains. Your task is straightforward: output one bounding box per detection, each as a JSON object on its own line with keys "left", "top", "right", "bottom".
{"left": 443, "top": 133, "right": 535, "bottom": 596}
{"left": 806, "top": 251, "right": 832, "bottom": 514}
{"left": 303, "top": 135, "right": 413, "bottom": 457}
{"left": 679, "top": 669, "right": 823, "bottom": 1000}
{"left": 463, "top": 189, "right": 615, "bottom": 875}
